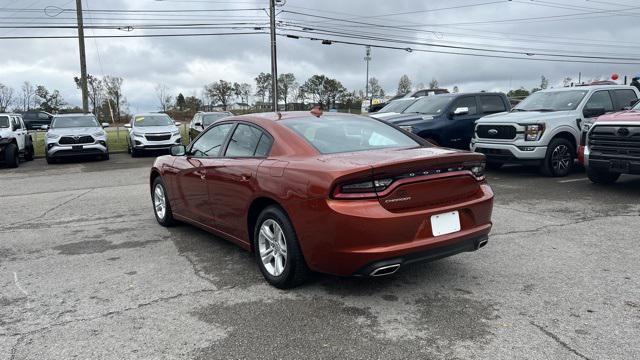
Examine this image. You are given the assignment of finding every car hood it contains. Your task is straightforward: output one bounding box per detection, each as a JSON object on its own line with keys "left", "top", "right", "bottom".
{"left": 370, "top": 112, "right": 402, "bottom": 120}
{"left": 595, "top": 110, "right": 640, "bottom": 122}
{"left": 133, "top": 125, "right": 177, "bottom": 134}
{"left": 48, "top": 127, "right": 103, "bottom": 136}
{"left": 383, "top": 113, "right": 436, "bottom": 125}
{"left": 477, "top": 110, "right": 574, "bottom": 124}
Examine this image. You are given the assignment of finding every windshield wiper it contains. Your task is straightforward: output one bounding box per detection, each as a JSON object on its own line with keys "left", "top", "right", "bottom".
{"left": 511, "top": 108, "right": 528, "bottom": 112}
{"left": 529, "top": 108, "right": 556, "bottom": 112}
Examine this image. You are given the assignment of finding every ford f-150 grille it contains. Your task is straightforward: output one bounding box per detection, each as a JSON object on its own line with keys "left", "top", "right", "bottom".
{"left": 146, "top": 134, "right": 171, "bottom": 141}
{"left": 59, "top": 135, "right": 94, "bottom": 144}
{"left": 589, "top": 125, "right": 640, "bottom": 158}
{"left": 476, "top": 125, "right": 517, "bottom": 140}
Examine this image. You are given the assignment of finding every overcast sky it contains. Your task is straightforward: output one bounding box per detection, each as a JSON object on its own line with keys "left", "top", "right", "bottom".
{"left": 1, "top": 0, "right": 639, "bottom": 111}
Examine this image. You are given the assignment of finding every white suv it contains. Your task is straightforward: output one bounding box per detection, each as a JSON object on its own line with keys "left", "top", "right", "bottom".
{"left": 125, "top": 113, "right": 182, "bottom": 157}
{"left": 0, "top": 113, "right": 34, "bottom": 168}
{"left": 471, "top": 85, "right": 640, "bottom": 177}
{"left": 44, "top": 114, "right": 110, "bottom": 164}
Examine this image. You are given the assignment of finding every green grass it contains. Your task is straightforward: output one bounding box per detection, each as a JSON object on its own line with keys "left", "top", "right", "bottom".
{"left": 30, "top": 126, "right": 189, "bottom": 157}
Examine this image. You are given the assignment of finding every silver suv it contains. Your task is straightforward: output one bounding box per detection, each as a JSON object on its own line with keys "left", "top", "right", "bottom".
{"left": 125, "top": 113, "right": 182, "bottom": 157}
{"left": 44, "top": 114, "right": 110, "bottom": 164}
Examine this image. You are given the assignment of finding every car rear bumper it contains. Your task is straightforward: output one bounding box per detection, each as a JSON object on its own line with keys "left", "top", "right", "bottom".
{"left": 293, "top": 183, "right": 494, "bottom": 276}
{"left": 471, "top": 141, "right": 547, "bottom": 164}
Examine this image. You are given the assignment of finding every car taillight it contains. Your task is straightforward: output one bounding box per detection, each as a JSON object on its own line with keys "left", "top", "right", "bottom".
{"left": 333, "top": 178, "right": 393, "bottom": 199}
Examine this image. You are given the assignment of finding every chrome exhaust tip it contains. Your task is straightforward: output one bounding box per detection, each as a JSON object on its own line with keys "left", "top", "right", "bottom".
{"left": 369, "top": 264, "right": 401, "bottom": 277}
{"left": 476, "top": 238, "right": 488, "bottom": 250}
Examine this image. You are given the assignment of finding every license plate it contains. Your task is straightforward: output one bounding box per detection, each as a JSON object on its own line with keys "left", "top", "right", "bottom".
{"left": 610, "top": 160, "right": 629, "bottom": 172}
{"left": 72, "top": 145, "right": 83, "bottom": 151}
{"left": 431, "top": 211, "right": 461, "bottom": 237}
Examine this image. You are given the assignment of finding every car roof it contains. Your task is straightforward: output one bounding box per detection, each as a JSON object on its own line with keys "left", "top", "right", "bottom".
{"left": 198, "top": 111, "right": 232, "bottom": 114}
{"left": 0, "top": 113, "right": 21, "bottom": 116}
{"left": 538, "top": 85, "right": 635, "bottom": 92}
{"left": 53, "top": 113, "right": 96, "bottom": 118}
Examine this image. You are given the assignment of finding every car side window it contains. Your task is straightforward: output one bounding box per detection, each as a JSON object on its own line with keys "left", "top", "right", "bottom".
{"left": 224, "top": 124, "right": 269, "bottom": 158}
{"left": 612, "top": 89, "right": 638, "bottom": 110}
{"left": 190, "top": 123, "right": 234, "bottom": 157}
{"left": 11, "top": 117, "right": 22, "bottom": 130}
{"left": 452, "top": 97, "right": 477, "bottom": 116}
{"left": 585, "top": 91, "right": 614, "bottom": 112}
{"left": 479, "top": 96, "right": 506, "bottom": 114}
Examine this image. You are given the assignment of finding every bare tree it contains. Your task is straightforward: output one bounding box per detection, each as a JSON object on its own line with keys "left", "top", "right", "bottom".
{"left": 104, "top": 76, "right": 124, "bottom": 122}
{"left": 0, "top": 83, "right": 15, "bottom": 112}
{"left": 429, "top": 78, "right": 439, "bottom": 89}
{"left": 21, "top": 81, "right": 35, "bottom": 111}
{"left": 155, "top": 83, "right": 172, "bottom": 112}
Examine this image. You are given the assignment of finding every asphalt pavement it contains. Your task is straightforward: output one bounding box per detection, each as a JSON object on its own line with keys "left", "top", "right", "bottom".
{"left": 0, "top": 154, "right": 638, "bottom": 359}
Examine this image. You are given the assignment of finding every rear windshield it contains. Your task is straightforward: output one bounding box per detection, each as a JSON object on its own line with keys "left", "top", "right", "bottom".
{"left": 51, "top": 116, "right": 99, "bottom": 128}
{"left": 0, "top": 116, "right": 9, "bottom": 128}
{"left": 281, "top": 115, "right": 420, "bottom": 154}
{"left": 403, "top": 95, "right": 454, "bottom": 115}
{"left": 378, "top": 99, "right": 416, "bottom": 114}
{"left": 203, "top": 113, "right": 230, "bottom": 126}
{"left": 134, "top": 115, "right": 174, "bottom": 127}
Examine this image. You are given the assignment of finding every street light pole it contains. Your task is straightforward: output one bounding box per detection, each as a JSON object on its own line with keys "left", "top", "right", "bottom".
{"left": 269, "top": 0, "right": 278, "bottom": 112}
{"left": 364, "top": 46, "right": 371, "bottom": 107}
{"left": 75, "top": 0, "right": 89, "bottom": 114}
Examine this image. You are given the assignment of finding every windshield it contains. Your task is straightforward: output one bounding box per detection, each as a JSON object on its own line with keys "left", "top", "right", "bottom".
{"left": 515, "top": 90, "right": 588, "bottom": 112}
{"left": 51, "top": 116, "right": 99, "bottom": 128}
{"left": 403, "top": 95, "right": 453, "bottom": 115}
{"left": 0, "top": 116, "right": 9, "bottom": 128}
{"left": 202, "top": 113, "right": 230, "bottom": 126}
{"left": 282, "top": 115, "right": 420, "bottom": 154}
{"left": 134, "top": 115, "right": 174, "bottom": 127}
{"left": 378, "top": 99, "right": 416, "bottom": 114}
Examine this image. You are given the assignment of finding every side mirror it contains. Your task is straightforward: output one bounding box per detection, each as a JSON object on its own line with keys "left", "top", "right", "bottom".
{"left": 124, "top": 124, "right": 132, "bottom": 129}
{"left": 194, "top": 122, "right": 202, "bottom": 128}
{"left": 583, "top": 107, "right": 606, "bottom": 118}
{"left": 174, "top": 121, "right": 181, "bottom": 126}
{"left": 101, "top": 122, "right": 110, "bottom": 128}
{"left": 170, "top": 145, "right": 186, "bottom": 156}
{"left": 41, "top": 125, "right": 49, "bottom": 130}
{"left": 452, "top": 107, "right": 469, "bottom": 116}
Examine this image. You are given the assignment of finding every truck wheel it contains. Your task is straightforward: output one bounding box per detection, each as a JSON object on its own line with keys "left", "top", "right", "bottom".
{"left": 541, "top": 138, "right": 574, "bottom": 177}
{"left": 587, "top": 167, "right": 620, "bottom": 184}
{"left": 4, "top": 143, "right": 19, "bottom": 168}
{"left": 24, "top": 144, "right": 34, "bottom": 161}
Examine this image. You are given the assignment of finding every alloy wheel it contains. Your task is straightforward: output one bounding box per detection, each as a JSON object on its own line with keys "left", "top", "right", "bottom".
{"left": 551, "top": 145, "right": 571, "bottom": 172}
{"left": 258, "top": 219, "right": 287, "bottom": 277}
{"left": 153, "top": 184, "right": 166, "bottom": 220}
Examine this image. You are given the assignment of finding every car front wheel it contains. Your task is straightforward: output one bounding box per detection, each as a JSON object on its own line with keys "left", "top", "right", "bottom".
{"left": 152, "top": 177, "right": 175, "bottom": 226}
{"left": 4, "top": 143, "right": 19, "bottom": 168}
{"left": 587, "top": 167, "right": 620, "bottom": 184}
{"left": 253, "top": 206, "right": 309, "bottom": 289}
{"left": 541, "top": 138, "right": 575, "bottom": 177}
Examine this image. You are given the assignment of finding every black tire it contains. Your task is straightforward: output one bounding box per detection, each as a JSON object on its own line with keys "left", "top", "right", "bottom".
{"left": 253, "top": 205, "right": 310, "bottom": 289}
{"left": 46, "top": 154, "right": 54, "bottom": 164}
{"left": 101, "top": 152, "right": 110, "bottom": 161}
{"left": 587, "top": 167, "right": 620, "bottom": 185}
{"left": 541, "top": 138, "right": 575, "bottom": 177}
{"left": 131, "top": 148, "right": 139, "bottom": 158}
{"left": 4, "top": 143, "right": 19, "bottom": 168}
{"left": 486, "top": 161, "right": 503, "bottom": 170}
{"left": 24, "top": 141, "right": 34, "bottom": 161}
{"left": 151, "top": 177, "right": 175, "bottom": 227}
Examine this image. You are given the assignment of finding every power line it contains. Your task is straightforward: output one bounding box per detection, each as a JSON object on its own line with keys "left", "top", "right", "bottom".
{"left": 0, "top": 31, "right": 266, "bottom": 39}
{"left": 277, "top": 32, "right": 640, "bottom": 65}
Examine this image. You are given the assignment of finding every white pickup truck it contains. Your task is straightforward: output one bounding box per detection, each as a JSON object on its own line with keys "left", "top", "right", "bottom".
{"left": 0, "top": 113, "right": 34, "bottom": 168}
{"left": 471, "top": 85, "right": 639, "bottom": 177}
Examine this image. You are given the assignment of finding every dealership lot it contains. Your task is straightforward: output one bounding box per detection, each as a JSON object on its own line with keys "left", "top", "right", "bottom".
{"left": 1, "top": 155, "right": 639, "bottom": 360}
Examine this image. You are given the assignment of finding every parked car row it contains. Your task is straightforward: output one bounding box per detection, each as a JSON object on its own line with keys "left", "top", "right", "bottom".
{"left": 372, "top": 84, "right": 639, "bottom": 178}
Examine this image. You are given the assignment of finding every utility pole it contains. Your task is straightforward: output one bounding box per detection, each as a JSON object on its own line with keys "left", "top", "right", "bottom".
{"left": 269, "top": 0, "right": 278, "bottom": 112}
{"left": 364, "top": 46, "right": 371, "bottom": 106}
{"left": 75, "top": 0, "right": 89, "bottom": 113}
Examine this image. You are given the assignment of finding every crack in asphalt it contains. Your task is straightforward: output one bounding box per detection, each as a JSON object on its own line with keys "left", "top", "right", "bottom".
{"left": 492, "top": 213, "right": 639, "bottom": 237}
{"left": 531, "top": 322, "right": 591, "bottom": 360}
{"left": 7, "top": 288, "right": 217, "bottom": 340}
{"left": 9, "top": 334, "right": 22, "bottom": 360}
{"left": 0, "top": 213, "right": 150, "bottom": 233}
{"left": 0, "top": 182, "right": 148, "bottom": 199}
